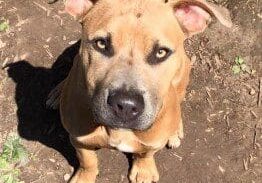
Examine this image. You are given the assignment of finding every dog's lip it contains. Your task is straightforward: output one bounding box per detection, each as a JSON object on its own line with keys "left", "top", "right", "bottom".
{"left": 97, "top": 120, "right": 127, "bottom": 129}
{"left": 106, "top": 126, "right": 133, "bottom": 132}
{"left": 105, "top": 121, "right": 153, "bottom": 131}
{"left": 95, "top": 118, "right": 150, "bottom": 131}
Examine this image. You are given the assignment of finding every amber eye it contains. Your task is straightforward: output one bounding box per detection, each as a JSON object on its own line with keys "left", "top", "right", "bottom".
{"left": 148, "top": 44, "right": 173, "bottom": 65}
{"left": 95, "top": 39, "right": 106, "bottom": 50}
{"left": 156, "top": 48, "right": 168, "bottom": 59}
{"left": 92, "top": 36, "right": 114, "bottom": 57}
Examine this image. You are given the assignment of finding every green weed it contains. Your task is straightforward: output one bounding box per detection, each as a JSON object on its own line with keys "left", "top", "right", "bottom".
{"left": 232, "top": 56, "right": 256, "bottom": 75}
{"left": 0, "top": 20, "right": 9, "bottom": 32}
{"left": 0, "top": 134, "right": 29, "bottom": 183}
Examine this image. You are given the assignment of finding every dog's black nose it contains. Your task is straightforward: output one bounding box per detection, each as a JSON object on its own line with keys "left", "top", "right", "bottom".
{"left": 107, "top": 90, "right": 144, "bottom": 121}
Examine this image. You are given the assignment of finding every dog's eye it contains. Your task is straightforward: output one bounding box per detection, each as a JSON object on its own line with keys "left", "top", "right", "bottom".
{"left": 96, "top": 39, "right": 106, "bottom": 50}
{"left": 156, "top": 48, "right": 169, "bottom": 59}
{"left": 148, "top": 45, "right": 173, "bottom": 65}
{"left": 92, "top": 36, "right": 114, "bottom": 57}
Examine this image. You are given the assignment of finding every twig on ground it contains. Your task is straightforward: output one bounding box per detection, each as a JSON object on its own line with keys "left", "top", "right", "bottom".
{"left": 243, "top": 158, "right": 248, "bottom": 171}
{"left": 43, "top": 45, "right": 53, "bottom": 59}
{"left": 48, "top": 0, "right": 59, "bottom": 4}
{"left": 53, "top": 15, "right": 63, "bottom": 26}
{"left": 15, "top": 17, "right": 30, "bottom": 27}
{"left": 33, "top": 2, "right": 48, "bottom": 12}
{"left": 2, "top": 57, "right": 9, "bottom": 68}
{"left": 258, "top": 78, "right": 262, "bottom": 107}
{"left": 7, "top": 7, "right": 17, "bottom": 12}
{"left": 226, "top": 115, "right": 230, "bottom": 128}
{"left": 171, "top": 152, "right": 183, "bottom": 161}
{"left": 250, "top": 110, "right": 258, "bottom": 118}
{"left": 246, "top": 0, "right": 252, "bottom": 4}
{"left": 33, "top": 1, "right": 51, "bottom": 16}
{"left": 253, "top": 124, "right": 257, "bottom": 149}
{"left": 205, "top": 87, "right": 212, "bottom": 98}
{"left": 207, "top": 98, "right": 213, "bottom": 108}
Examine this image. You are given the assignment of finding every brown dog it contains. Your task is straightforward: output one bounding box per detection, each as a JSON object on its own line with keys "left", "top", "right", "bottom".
{"left": 47, "top": 0, "right": 232, "bottom": 182}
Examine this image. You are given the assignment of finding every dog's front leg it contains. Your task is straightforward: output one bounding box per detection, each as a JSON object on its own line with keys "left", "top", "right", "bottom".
{"left": 70, "top": 146, "right": 99, "bottom": 183}
{"left": 167, "top": 119, "right": 184, "bottom": 149}
{"left": 130, "top": 150, "right": 159, "bottom": 183}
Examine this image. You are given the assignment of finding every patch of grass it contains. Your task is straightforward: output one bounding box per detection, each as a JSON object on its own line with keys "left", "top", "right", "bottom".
{"left": 232, "top": 56, "right": 256, "bottom": 75}
{"left": 0, "top": 133, "right": 29, "bottom": 183}
{"left": 0, "top": 19, "right": 9, "bottom": 32}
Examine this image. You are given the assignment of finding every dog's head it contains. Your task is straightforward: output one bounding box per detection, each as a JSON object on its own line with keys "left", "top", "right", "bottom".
{"left": 65, "top": 0, "right": 232, "bottom": 130}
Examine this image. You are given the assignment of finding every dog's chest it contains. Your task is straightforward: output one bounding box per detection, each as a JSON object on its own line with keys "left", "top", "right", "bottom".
{"left": 108, "top": 129, "right": 142, "bottom": 153}
{"left": 110, "top": 141, "right": 135, "bottom": 153}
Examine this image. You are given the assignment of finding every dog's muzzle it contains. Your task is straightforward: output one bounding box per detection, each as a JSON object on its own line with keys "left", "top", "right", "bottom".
{"left": 92, "top": 85, "right": 157, "bottom": 131}
{"left": 107, "top": 89, "right": 145, "bottom": 122}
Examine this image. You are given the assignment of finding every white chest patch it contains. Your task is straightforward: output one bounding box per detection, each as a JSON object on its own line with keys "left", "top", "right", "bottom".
{"left": 110, "top": 142, "right": 134, "bottom": 153}
{"left": 116, "top": 143, "right": 134, "bottom": 153}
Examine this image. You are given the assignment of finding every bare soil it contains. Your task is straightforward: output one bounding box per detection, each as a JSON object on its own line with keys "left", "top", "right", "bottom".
{"left": 0, "top": 0, "right": 261, "bottom": 183}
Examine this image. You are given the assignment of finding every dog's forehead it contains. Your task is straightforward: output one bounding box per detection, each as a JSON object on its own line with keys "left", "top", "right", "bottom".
{"left": 98, "top": 0, "right": 169, "bottom": 16}
{"left": 83, "top": 0, "right": 184, "bottom": 44}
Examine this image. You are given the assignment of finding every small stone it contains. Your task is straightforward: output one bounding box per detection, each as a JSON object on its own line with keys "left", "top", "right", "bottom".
{"left": 64, "top": 173, "right": 71, "bottom": 181}
{"left": 214, "top": 54, "right": 222, "bottom": 68}
{"left": 249, "top": 88, "right": 256, "bottom": 95}
{"left": 49, "top": 158, "right": 56, "bottom": 163}
{"left": 200, "top": 41, "right": 205, "bottom": 47}
{"left": 191, "top": 55, "right": 197, "bottom": 65}
{"left": 0, "top": 39, "right": 6, "bottom": 49}
{"left": 205, "top": 128, "right": 214, "bottom": 133}
{"left": 46, "top": 37, "right": 52, "bottom": 42}
{"left": 69, "top": 40, "right": 78, "bottom": 45}
{"left": 70, "top": 167, "right": 74, "bottom": 173}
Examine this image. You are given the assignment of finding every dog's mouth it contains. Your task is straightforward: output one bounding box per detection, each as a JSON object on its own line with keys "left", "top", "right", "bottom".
{"left": 93, "top": 107, "right": 154, "bottom": 131}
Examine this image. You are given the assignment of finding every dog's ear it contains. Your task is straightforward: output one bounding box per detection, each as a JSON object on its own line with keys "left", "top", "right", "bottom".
{"left": 169, "top": 0, "right": 232, "bottom": 37}
{"left": 65, "top": 0, "right": 97, "bottom": 20}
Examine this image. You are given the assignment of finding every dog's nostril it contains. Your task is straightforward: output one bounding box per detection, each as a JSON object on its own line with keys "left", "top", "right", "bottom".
{"left": 132, "top": 107, "right": 138, "bottom": 114}
{"left": 107, "top": 90, "right": 144, "bottom": 121}
{"left": 117, "top": 104, "right": 123, "bottom": 111}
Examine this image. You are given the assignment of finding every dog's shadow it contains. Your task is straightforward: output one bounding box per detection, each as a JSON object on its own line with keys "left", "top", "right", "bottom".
{"left": 6, "top": 41, "right": 81, "bottom": 168}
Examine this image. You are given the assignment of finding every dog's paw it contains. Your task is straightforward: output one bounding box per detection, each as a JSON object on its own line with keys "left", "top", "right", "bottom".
{"left": 167, "top": 121, "right": 184, "bottom": 149}
{"left": 129, "top": 157, "right": 159, "bottom": 183}
{"left": 69, "top": 168, "right": 98, "bottom": 183}
{"left": 167, "top": 134, "right": 182, "bottom": 148}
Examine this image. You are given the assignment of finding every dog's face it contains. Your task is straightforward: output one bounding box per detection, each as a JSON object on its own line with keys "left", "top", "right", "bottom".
{"left": 83, "top": 0, "right": 185, "bottom": 130}
{"left": 65, "top": 0, "right": 232, "bottom": 130}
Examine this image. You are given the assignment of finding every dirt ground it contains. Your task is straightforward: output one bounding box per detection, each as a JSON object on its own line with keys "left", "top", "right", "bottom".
{"left": 0, "top": 0, "right": 261, "bottom": 182}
